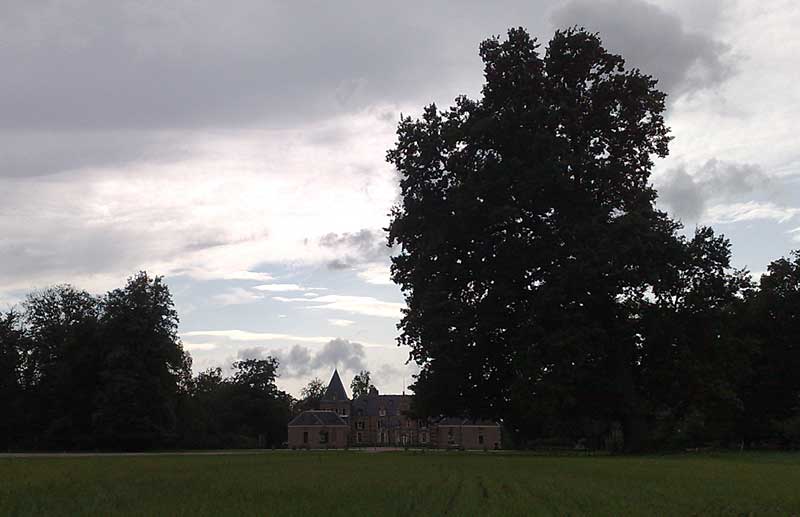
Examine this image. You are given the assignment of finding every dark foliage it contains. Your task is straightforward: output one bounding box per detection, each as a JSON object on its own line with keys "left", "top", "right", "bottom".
{"left": 387, "top": 27, "right": 800, "bottom": 451}
{"left": 293, "top": 377, "right": 326, "bottom": 413}
{"left": 1, "top": 273, "right": 291, "bottom": 451}
{"left": 350, "top": 370, "right": 376, "bottom": 399}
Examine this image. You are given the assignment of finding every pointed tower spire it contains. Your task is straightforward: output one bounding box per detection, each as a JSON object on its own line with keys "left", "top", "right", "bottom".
{"left": 322, "top": 369, "right": 349, "bottom": 402}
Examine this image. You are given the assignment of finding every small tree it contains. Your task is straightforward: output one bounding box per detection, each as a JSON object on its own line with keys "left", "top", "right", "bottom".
{"left": 350, "top": 370, "right": 375, "bottom": 399}
{"left": 295, "top": 377, "right": 326, "bottom": 412}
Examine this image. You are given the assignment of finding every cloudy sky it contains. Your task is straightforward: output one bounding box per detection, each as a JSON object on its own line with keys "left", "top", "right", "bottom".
{"left": 2, "top": 0, "right": 798, "bottom": 396}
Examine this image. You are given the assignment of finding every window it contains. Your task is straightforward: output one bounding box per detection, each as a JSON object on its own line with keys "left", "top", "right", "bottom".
{"left": 448, "top": 428, "right": 455, "bottom": 445}
{"left": 357, "top": 432, "right": 363, "bottom": 442}
{"left": 303, "top": 431, "right": 308, "bottom": 444}
{"left": 341, "top": 407, "right": 347, "bottom": 416}
{"left": 357, "top": 421, "right": 365, "bottom": 430}
{"left": 377, "top": 420, "right": 384, "bottom": 430}
{"left": 380, "top": 432, "right": 386, "bottom": 443}
{"left": 319, "top": 431, "right": 329, "bottom": 444}
{"left": 478, "top": 435, "right": 484, "bottom": 445}
{"left": 379, "top": 408, "right": 386, "bottom": 416}
{"left": 421, "top": 432, "right": 428, "bottom": 444}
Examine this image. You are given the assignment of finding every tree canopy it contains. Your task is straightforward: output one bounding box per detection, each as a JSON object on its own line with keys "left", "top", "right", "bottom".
{"left": 387, "top": 27, "right": 794, "bottom": 451}
{"left": 0, "top": 273, "right": 292, "bottom": 451}
{"left": 350, "top": 370, "right": 375, "bottom": 399}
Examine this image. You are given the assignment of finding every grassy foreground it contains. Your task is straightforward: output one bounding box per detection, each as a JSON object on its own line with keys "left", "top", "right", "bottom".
{"left": 1, "top": 450, "right": 799, "bottom": 516}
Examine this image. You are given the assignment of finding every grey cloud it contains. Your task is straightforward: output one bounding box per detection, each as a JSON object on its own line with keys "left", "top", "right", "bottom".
{"left": 656, "top": 159, "right": 771, "bottom": 222}
{"left": 657, "top": 168, "right": 705, "bottom": 222}
{"left": 550, "top": 0, "right": 733, "bottom": 97}
{"left": 0, "top": 130, "right": 187, "bottom": 178}
{"left": 241, "top": 338, "right": 367, "bottom": 379}
{"left": 0, "top": 1, "right": 561, "bottom": 177}
{"left": 311, "top": 338, "right": 366, "bottom": 373}
{"left": 326, "top": 259, "right": 353, "bottom": 271}
{"left": 319, "top": 229, "right": 391, "bottom": 269}
{"left": 239, "top": 344, "right": 315, "bottom": 378}
{"left": 0, "top": 1, "right": 553, "bottom": 133}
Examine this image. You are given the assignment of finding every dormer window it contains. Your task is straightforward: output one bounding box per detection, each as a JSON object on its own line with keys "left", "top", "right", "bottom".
{"left": 379, "top": 408, "right": 386, "bottom": 416}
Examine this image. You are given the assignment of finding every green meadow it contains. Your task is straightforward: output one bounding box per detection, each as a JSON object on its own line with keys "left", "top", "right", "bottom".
{"left": 1, "top": 451, "right": 799, "bottom": 516}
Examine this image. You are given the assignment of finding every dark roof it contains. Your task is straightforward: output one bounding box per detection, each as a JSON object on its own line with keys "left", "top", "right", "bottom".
{"left": 351, "top": 394, "right": 411, "bottom": 417}
{"left": 435, "top": 417, "right": 499, "bottom": 427}
{"left": 322, "top": 369, "right": 349, "bottom": 401}
{"left": 288, "top": 410, "right": 348, "bottom": 426}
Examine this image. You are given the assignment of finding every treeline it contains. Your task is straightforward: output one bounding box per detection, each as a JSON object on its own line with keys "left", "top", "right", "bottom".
{"left": 0, "top": 272, "right": 295, "bottom": 451}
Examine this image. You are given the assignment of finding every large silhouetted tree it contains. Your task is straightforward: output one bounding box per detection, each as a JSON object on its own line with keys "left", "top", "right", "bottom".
{"left": 93, "top": 272, "right": 191, "bottom": 449}
{"left": 388, "top": 27, "right": 689, "bottom": 450}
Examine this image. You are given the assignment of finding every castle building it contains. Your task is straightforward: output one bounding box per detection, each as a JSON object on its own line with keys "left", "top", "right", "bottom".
{"left": 287, "top": 370, "right": 501, "bottom": 449}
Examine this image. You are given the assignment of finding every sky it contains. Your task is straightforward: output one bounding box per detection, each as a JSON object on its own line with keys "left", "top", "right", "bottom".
{"left": 1, "top": 0, "right": 799, "bottom": 397}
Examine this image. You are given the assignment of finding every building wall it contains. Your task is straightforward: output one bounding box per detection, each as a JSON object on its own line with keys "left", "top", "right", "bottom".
{"left": 288, "top": 425, "right": 349, "bottom": 449}
{"left": 350, "top": 414, "right": 432, "bottom": 446}
{"left": 460, "top": 425, "right": 501, "bottom": 449}
{"left": 319, "top": 400, "right": 350, "bottom": 418}
{"left": 436, "top": 425, "right": 501, "bottom": 449}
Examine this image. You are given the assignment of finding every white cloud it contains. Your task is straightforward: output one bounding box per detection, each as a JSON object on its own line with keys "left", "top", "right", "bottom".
{"left": 328, "top": 318, "right": 356, "bottom": 327}
{"left": 253, "top": 283, "right": 327, "bottom": 292}
{"left": 0, "top": 108, "right": 400, "bottom": 294}
{"left": 253, "top": 283, "right": 306, "bottom": 292}
{"left": 703, "top": 202, "right": 800, "bottom": 224}
{"left": 179, "top": 269, "right": 274, "bottom": 282}
{"left": 180, "top": 329, "right": 392, "bottom": 349}
{"left": 181, "top": 330, "right": 334, "bottom": 344}
{"left": 212, "top": 287, "right": 265, "bottom": 306}
{"left": 357, "top": 262, "right": 394, "bottom": 285}
{"left": 183, "top": 342, "right": 218, "bottom": 351}
{"left": 273, "top": 294, "right": 404, "bottom": 319}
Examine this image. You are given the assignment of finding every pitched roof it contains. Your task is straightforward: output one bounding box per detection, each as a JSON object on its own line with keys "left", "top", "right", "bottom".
{"left": 435, "top": 416, "right": 500, "bottom": 426}
{"left": 288, "top": 410, "right": 348, "bottom": 426}
{"left": 322, "top": 369, "right": 349, "bottom": 401}
{"left": 352, "top": 394, "right": 411, "bottom": 417}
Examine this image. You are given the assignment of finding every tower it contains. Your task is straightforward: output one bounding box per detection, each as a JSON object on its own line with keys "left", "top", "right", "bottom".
{"left": 319, "top": 369, "right": 350, "bottom": 418}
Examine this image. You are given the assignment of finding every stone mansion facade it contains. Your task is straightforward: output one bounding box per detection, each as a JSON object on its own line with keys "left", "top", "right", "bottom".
{"left": 287, "top": 370, "right": 501, "bottom": 449}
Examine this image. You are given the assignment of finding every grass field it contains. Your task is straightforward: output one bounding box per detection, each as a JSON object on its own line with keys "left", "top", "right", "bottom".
{"left": 1, "top": 450, "right": 799, "bottom": 516}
